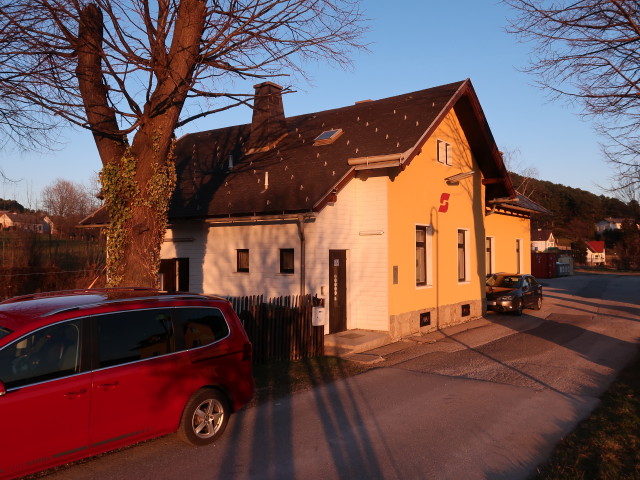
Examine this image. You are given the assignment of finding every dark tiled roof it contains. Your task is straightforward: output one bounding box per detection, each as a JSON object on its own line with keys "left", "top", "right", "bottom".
{"left": 80, "top": 79, "right": 516, "bottom": 226}
{"left": 78, "top": 205, "right": 109, "bottom": 227}
{"left": 515, "top": 194, "right": 552, "bottom": 215}
{"left": 170, "top": 79, "right": 514, "bottom": 220}
{"left": 531, "top": 229, "right": 554, "bottom": 241}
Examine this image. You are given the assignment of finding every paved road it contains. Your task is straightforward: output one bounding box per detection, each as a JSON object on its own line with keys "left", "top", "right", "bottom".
{"left": 43, "top": 273, "right": 640, "bottom": 480}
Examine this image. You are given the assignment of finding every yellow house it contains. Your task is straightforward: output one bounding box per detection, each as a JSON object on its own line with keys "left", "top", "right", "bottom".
{"left": 85, "top": 79, "right": 546, "bottom": 339}
{"left": 371, "top": 83, "right": 542, "bottom": 337}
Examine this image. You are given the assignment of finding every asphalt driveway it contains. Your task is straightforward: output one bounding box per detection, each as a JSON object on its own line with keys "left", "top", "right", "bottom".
{"left": 42, "top": 273, "right": 640, "bottom": 480}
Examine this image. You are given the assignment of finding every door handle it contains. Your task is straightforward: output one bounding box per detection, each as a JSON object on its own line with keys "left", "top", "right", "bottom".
{"left": 97, "top": 381, "right": 120, "bottom": 390}
{"left": 64, "top": 388, "right": 87, "bottom": 399}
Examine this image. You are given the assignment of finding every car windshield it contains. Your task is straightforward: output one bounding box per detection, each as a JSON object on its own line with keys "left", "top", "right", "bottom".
{"left": 487, "top": 275, "right": 523, "bottom": 288}
{"left": 0, "top": 325, "right": 12, "bottom": 340}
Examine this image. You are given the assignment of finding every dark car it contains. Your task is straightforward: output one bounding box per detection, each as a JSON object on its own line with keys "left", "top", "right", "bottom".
{"left": 0, "top": 288, "right": 254, "bottom": 479}
{"left": 486, "top": 273, "right": 542, "bottom": 315}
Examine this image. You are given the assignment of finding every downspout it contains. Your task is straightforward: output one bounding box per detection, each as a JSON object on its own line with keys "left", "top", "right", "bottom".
{"left": 298, "top": 214, "right": 306, "bottom": 297}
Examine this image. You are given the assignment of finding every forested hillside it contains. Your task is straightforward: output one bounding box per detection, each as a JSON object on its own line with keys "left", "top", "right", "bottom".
{"left": 510, "top": 173, "right": 640, "bottom": 241}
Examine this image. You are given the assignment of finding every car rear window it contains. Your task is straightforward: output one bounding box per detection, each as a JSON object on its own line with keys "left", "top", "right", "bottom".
{"left": 175, "top": 307, "right": 229, "bottom": 350}
{"left": 487, "top": 275, "right": 523, "bottom": 288}
{"left": 96, "top": 309, "right": 174, "bottom": 368}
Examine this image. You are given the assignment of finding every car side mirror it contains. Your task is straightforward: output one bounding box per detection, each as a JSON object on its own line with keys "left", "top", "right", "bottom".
{"left": 0, "top": 380, "right": 5, "bottom": 397}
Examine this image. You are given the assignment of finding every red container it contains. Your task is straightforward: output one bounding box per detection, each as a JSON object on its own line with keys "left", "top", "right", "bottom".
{"left": 531, "top": 252, "right": 558, "bottom": 278}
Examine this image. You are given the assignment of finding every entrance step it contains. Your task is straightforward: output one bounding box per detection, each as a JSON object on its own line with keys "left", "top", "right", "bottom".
{"left": 324, "top": 330, "right": 392, "bottom": 356}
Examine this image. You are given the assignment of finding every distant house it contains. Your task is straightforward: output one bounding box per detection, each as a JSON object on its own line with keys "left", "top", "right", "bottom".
{"left": 596, "top": 217, "right": 624, "bottom": 233}
{"left": 531, "top": 229, "right": 556, "bottom": 252}
{"left": 82, "top": 79, "right": 549, "bottom": 339}
{"left": 585, "top": 240, "right": 606, "bottom": 266}
{"left": 0, "top": 212, "right": 52, "bottom": 233}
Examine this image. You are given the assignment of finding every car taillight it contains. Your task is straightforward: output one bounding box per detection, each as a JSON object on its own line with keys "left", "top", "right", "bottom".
{"left": 242, "top": 341, "right": 252, "bottom": 362}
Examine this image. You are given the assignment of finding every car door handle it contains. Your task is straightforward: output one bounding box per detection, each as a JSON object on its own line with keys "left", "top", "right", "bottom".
{"left": 64, "top": 388, "right": 87, "bottom": 399}
{"left": 97, "top": 381, "right": 120, "bottom": 390}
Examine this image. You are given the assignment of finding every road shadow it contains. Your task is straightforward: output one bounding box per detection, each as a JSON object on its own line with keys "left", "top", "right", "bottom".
{"left": 214, "top": 358, "right": 386, "bottom": 480}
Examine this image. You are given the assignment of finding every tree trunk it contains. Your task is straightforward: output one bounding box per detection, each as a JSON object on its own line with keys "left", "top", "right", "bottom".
{"left": 76, "top": 1, "right": 205, "bottom": 288}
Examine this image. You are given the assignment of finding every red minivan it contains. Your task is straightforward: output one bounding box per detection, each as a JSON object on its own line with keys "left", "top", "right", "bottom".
{"left": 0, "top": 288, "right": 254, "bottom": 479}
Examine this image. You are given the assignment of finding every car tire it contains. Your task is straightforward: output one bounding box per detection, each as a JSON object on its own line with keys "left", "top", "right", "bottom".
{"left": 514, "top": 299, "right": 523, "bottom": 316}
{"left": 534, "top": 296, "right": 542, "bottom": 310}
{"left": 179, "top": 389, "right": 230, "bottom": 446}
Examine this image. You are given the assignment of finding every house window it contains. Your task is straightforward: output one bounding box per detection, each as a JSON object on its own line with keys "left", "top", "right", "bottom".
{"left": 416, "top": 227, "right": 427, "bottom": 286}
{"left": 313, "top": 128, "right": 343, "bottom": 146}
{"left": 416, "top": 225, "right": 432, "bottom": 286}
{"left": 458, "top": 229, "right": 469, "bottom": 282}
{"left": 237, "top": 249, "right": 249, "bottom": 273}
{"left": 485, "top": 237, "right": 494, "bottom": 275}
{"left": 159, "top": 258, "right": 189, "bottom": 291}
{"left": 516, "top": 239, "right": 522, "bottom": 274}
{"left": 280, "top": 248, "right": 295, "bottom": 274}
{"left": 437, "top": 139, "right": 452, "bottom": 166}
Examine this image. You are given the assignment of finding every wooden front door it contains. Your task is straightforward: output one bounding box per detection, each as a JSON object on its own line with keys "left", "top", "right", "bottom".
{"left": 329, "top": 250, "right": 347, "bottom": 334}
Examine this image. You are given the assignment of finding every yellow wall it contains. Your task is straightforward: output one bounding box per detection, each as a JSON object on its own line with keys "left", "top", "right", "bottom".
{"left": 387, "top": 109, "right": 486, "bottom": 318}
{"left": 484, "top": 212, "right": 532, "bottom": 274}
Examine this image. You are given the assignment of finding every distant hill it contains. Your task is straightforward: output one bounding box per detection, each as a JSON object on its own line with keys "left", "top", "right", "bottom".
{"left": 0, "top": 198, "right": 26, "bottom": 213}
{"left": 509, "top": 173, "right": 640, "bottom": 242}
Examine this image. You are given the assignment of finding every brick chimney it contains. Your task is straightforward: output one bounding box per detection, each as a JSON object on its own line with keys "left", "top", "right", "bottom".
{"left": 246, "top": 82, "right": 288, "bottom": 154}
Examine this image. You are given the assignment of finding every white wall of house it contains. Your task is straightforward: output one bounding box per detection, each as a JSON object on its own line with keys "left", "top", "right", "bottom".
{"left": 160, "top": 171, "right": 391, "bottom": 333}
{"left": 161, "top": 224, "right": 207, "bottom": 291}
{"left": 531, "top": 234, "right": 555, "bottom": 252}
{"left": 305, "top": 172, "right": 389, "bottom": 333}
{"left": 162, "top": 221, "right": 300, "bottom": 297}
{"left": 586, "top": 249, "right": 606, "bottom": 265}
{"left": 596, "top": 219, "right": 622, "bottom": 233}
{"left": 531, "top": 240, "right": 545, "bottom": 252}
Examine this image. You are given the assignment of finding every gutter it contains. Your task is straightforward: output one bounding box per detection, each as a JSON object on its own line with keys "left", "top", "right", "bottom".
{"left": 347, "top": 152, "right": 408, "bottom": 170}
{"left": 204, "top": 213, "right": 316, "bottom": 225}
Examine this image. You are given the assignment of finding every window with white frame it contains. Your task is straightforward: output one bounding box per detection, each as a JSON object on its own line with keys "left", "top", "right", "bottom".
{"left": 458, "top": 229, "right": 469, "bottom": 282}
{"left": 485, "top": 237, "right": 494, "bottom": 275}
{"left": 437, "top": 139, "right": 452, "bottom": 166}
{"left": 416, "top": 225, "right": 432, "bottom": 287}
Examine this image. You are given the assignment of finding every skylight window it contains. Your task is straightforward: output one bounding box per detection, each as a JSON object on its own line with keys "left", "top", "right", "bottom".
{"left": 313, "top": 128, "right": 343, "bottom": 146}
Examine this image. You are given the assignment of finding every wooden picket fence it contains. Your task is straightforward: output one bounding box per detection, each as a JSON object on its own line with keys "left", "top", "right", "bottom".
{"left": 227, "top": 294, "right": 324, "bottom": 364}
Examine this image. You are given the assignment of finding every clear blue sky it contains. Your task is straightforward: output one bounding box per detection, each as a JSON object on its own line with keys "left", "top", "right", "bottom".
{"left": 0, "top": 1, "right": 611, "bottom": 208}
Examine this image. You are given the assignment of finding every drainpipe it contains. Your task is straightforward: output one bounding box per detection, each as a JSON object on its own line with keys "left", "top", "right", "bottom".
{"left": 297, "top": 215, "right": 306, "bottom": 297}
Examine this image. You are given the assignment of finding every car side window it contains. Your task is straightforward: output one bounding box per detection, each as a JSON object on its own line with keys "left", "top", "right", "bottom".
{"left": 175, "top": 308, "right": 229, "bottom": 350}
{"left": 96, "top": 309, "right": 174, "bottom": 368}
{"left": 0, "top": 320, "right": 81, "bottom": 390}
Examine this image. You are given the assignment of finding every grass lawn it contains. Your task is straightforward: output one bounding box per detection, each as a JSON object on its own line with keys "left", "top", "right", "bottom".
{"left": 533, "top": 349, "right": 640, "bottom": 479}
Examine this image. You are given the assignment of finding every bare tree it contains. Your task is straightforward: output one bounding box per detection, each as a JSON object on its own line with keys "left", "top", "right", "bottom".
{"left": 0, "top": 0, "right": 366, "bottom": 286}
{"left": 503, "top": 0, "right": 640, "bottom": 192}
{"left": 0, "top": 96, "right": 59, "bottom": 151}
{"left": 501, "top": 147, "right": 539, "bottom": 197}
{"left": 42, "top": 178, "right": 95, "bottom": 236}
